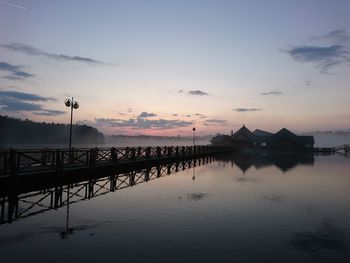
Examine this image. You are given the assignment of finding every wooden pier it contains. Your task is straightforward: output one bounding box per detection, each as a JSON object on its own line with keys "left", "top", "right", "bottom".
{"left": 313, "top": 144, "right": 350, "bottom": 155}
{"left": 0, "top": 145, "right": 233, "bottom": 179}
{"left": 0, "top": 155, "right": 216, "bottom": 225}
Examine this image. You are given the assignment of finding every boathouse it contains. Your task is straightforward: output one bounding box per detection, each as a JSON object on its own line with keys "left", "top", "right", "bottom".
{"left": 210, "top": 125, "right": 314, "bottom": 150}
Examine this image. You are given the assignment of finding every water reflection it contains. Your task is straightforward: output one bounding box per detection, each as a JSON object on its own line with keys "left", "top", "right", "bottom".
{"left": 1, "top": 153, "right": 350, "bottom": 263}
{"left": 217, "top": 151, "right": 314, "bottom": 173}
{"left": 0, "top": 222, "right": 102, "bottom": 245}
{"left": 261, "top": 194, "right": 284, "bottom": 203}
{"left": 186, "top": 193, "right": 207, "bottom": 201}
{"left": 0, "top": 153, "right": 316, "bottom": 226}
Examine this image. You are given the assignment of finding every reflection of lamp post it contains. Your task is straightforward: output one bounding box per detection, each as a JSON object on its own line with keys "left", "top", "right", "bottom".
{"left": 192, "top": 127, "right": 196, "bottom": 148}
{"left": 64, "top": 97, "right": 79, "bottom": 150}
{"left": 60, "top": 185, "right": 74, "bottom": 239}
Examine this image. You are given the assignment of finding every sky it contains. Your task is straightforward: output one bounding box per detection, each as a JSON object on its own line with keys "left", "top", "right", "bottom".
{"left": 0, "top": 0, "right": 349, "bottom": 136}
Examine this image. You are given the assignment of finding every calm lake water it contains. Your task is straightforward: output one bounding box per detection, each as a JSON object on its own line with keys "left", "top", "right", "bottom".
{"left": 0, "top": 153, "right": 349, "bottom": 263}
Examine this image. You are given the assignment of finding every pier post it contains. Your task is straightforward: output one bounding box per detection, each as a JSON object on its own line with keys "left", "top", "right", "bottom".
{"left": 157, "top": 147, "right": 161, "bottom": 159}
{"left": 41, "top": 148, "right": 48, "bottom": 166}
{"left": 111, "top": 147, "right": 118, "bottom": 172}
{"left": 145, "top": 168, "right": 150, "bottom": 181}
{"left": 137, "top": 146, "right": 142, "bottom": 157}
{"left": 131, "top": 147, "right": 136, "bottom": 161}
{"left": 110, "top": 175, "right": 116, "bottom": 191}
{"left": 167, "top": 164, "right": 171, "bottom": 174}
{"left": 129, "top": 171, "right": 135, "bottom": 186}
{"left": 146, "top": 147, "right": 151, "bottom": 159}
{"left": 157, "top": 165, "right": 161, "bottom": 177}
{"left": 7, "top": 191, "right": 18, "bottom": 223}
{"left": 56, "top": 149, "right": 62, "bottom": 173}
{"left": 9, "top": 149, "right": 18, "bottom": 178}
{"left": 111, "top": 147, "right": 117, "bottom": 165}
{"left": 89, "top": 149, "right": 96, "bottom": 168}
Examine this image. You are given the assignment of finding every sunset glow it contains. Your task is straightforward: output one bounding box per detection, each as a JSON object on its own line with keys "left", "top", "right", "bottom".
{"left": 1, "top": 1, "right": 349, "bottom": 136}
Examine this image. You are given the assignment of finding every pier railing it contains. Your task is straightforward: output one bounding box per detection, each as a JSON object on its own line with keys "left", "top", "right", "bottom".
{"left": 0, "top": 145, "right": 232, "bottom": 176}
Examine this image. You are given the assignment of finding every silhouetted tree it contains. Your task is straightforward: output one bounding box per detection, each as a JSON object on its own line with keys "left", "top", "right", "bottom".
{"left": 0, "top": 115, "right": 104, "bottom": 147}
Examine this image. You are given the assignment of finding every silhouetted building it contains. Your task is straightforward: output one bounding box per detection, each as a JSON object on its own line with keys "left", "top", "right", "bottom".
{"left": 210, "top": 125, "right": 314, "bottom": 151}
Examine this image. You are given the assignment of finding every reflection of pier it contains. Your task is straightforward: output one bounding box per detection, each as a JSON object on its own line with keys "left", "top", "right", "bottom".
{"left": 217, "top": 152, "right": 315, "bottom": 173}
{"left": 0, "top": 155, "right": 215, "bottom": 225}
{"left": 0, "top": 146, "right": 231, "bottom": 178}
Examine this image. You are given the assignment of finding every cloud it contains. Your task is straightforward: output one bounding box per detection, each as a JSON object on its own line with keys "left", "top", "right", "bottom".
{"left": 188, "top": 90, "right": 209, "bottom": 96}
{"left": 138, "top": 111, "right": 157, "bottom": 118}
{"left": 172, "top": 113, "right": 178, "bottom": 116}
{"left": 195, "top": 113, "right": 207, "bottom": 119}
{"left": 285, "top": 30, "right": 350, "bottom": 73}
{"left": 33, "top": 109, "right": 66, "bottom": 116}
{"left": 178, "top": 90, "right": 183, "bottom": 93}
{"left": 0, "top": 97, "right": 42, "bottom": 111}
{"left": 261, "top": 89, "right": 283, "bottom": 95}
{"left": 0, "top": 90, "right": 64, "bottom": 115}
{"left": 204, "top": 119, "right": 227, "bottom": 125}
{"left": 0, "top": 90, "right": 55, "bottom": 102}
{"left": 233, "top": 108, "right": 261, "bottom": 112}
{"left": 0, "top": 1, "right": 26, "bottom": 10}
{"left": 95, "top": 117, "right": 193, "bottom": 130}
{"left": 0, "top": 62, "right": 34, "bottom": 80}
{"left": 1, "top": 43, "right": 105, "bottom": 65}
{"left": 311, "top": 29, "right": 350, "bottom": 44}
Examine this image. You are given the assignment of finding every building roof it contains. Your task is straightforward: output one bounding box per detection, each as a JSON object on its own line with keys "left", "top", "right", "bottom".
{"left": 274, "top": 128, "right": 298, "bottom": 138}
{"left": 232, "top": 125, "right": 257, "bottom": 141}
{"left": 253, "top": 129, "right": 273, "bottom": 137}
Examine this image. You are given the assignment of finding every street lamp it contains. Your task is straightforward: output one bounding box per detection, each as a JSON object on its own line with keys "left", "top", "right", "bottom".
{"left": 65, "top": 97, "right": 79, "bottom": 150}
{"left": 192, "top": 127, "right": 196, "bottom": 148}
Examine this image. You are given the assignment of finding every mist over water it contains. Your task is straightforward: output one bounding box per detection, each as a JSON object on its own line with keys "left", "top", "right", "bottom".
{"left": 2, "top": 134, "right": 349, "bottom": 150}
{"left": 311, "top": 133, "right": 350, "bottom": 147}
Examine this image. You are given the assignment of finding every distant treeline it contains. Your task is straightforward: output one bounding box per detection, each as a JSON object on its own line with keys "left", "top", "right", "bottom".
{"left": 0, "top": 115, "right": 104, "bottom": 147}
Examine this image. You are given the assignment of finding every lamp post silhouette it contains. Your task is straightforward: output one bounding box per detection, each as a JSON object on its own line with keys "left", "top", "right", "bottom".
{"left": 192, "top": 127, "right": 196, "bottom": 149}
{"left": 65, "top": 97, "right": 79, "bottom": 151}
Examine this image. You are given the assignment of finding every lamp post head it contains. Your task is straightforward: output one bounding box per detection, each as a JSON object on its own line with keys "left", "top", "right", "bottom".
{"left": 64, "top": 99, "right": 71, "bottom": 107}
{"left": 192, "top": 127, "right": 196, "bottom": 131}
{"left": 73, "top": 101, "right": 79, "bottom": 109}
{"left": 65, "top": 99, "right": 79, "bottom": 109}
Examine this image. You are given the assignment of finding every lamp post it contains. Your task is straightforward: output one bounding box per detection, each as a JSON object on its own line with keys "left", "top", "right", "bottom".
{"left": 64, "top": 97, "right": 79, "bottom": 151}
{"left": 192, "top": 127, "right": 196, "bottom": 148}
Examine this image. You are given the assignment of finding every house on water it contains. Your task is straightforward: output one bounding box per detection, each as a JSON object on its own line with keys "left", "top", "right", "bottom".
{"left": 210, "top": 125, "right": 314, "bottom": 151}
